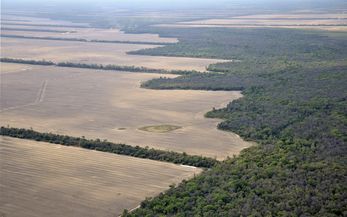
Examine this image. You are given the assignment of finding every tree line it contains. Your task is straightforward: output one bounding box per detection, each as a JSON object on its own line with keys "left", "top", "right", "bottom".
{"left": 0, "top": 58, "right": 198, "bottom": 75}
{"left": 1, "top": 27, "right": 72, "bottom": 33}
{"left": 0, "top": 34, "right": 174, "bottom": 46}
{"left": 0, "top": 127, "right": 218, "bottom": 168}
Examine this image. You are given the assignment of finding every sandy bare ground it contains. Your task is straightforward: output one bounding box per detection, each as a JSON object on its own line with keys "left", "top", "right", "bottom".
{"left": 0, "top": 37, "right": 226, "bottom": 71}
{"left": 154, "top": 12, "right": 347, "bottom": 31}
{"left": 0, "top": 136, "right": 201, "bottom": 217}
{"left": 0, "top": 63, "right": 252, "bottom": 159}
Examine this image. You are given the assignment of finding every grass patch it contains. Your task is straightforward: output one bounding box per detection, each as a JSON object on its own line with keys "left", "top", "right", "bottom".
{"left": 139, "top": 125, "right": 182, "bottom": 133}
{"left": 117, "top": 127, "right": 127, "bottom": 130}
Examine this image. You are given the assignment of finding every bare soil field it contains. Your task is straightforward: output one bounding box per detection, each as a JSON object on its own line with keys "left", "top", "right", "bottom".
{"left": 155, "top": 12, "right": 347, "bottom": 31}
{"left": 1, "top": 15, "right": 90, "bottom": 27}
{"left": 155, "top": 24, "right": 347, "bottom": 31}
{"left": 0, "top": 37, "right": 226, "bottom": 71}
{"left": 1, "top": 15, "right": 178, "bottom": 43}
{"left": 0, "top": 63, "right": 252, "bottom": 159}
{"left": 1, "top": 26, "right": 179, "bottom": 43}
{"left": 0, "top": 63, "right": 33, "bottom": 74}
{"left": 0, "top": 136, "right": 201, "bottom": 217}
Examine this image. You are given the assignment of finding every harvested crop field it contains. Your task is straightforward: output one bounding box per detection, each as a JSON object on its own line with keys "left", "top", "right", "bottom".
{"left": 0, "top": 37, "right": 226, "bottom": 71}
{"left": 0, "top": 63, "right": 252, "bottom": 159}
{"left": 0, "top": 136, "right": 201, "bottom": 217}
{"left": 155, "top": 12, "right": 347, "bottom": 31}
{"left": 0, "top": 15, "right": 226, "bottom": 71}
{"left": 0, "top": 26, "right": 179, "bottom": 43}
{"left": 0, "top": 15, "right": 89, "bottom": 27}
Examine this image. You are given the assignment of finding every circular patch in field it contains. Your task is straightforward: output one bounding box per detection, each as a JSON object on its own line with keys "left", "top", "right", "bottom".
{"left": 138, "top": 125, "right": 182, "bottom": 133}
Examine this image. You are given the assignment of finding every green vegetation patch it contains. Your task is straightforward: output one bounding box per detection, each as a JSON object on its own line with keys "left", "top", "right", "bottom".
{"left": 117, "top": 127, "right": 126, "bottom": 130}
{"left": 139, "top": 124, "right": 182, "bottom": 133}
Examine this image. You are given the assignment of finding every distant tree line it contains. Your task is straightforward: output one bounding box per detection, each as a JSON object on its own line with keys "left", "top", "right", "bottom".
{"left": 0, "top": 58, "right": 55, "bottom": 66}
{"left": 0, "top": 127, "right": 218, "bottom": 168}
{"left": 90, "top": 39, "right": 173, "bottom": 46}
{"left": 56, "top": 62, "right": 197, "bottom": 75}
{"left": 0, "top": 34, "right": 174, "bottom": 46}
{"left": 1, "top": 34, "right": 88, "bottom": 42}
{"left": 1, "top": 27, "right": 73, "bottom": 33}
{"left": 0, "top": 22, "right": 90, "bottom": 28}
{"left": 0, "top": 58, "right": 197, "bottom": 75}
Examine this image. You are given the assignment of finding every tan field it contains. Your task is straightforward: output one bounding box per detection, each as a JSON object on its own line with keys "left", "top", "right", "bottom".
{"left": 181, "top": 18, "right": 347, "bottom": 26}
{"left": 155, "top": 12, "right": 347, "bottom": 31}
{"left": 154, "top": 24, "right": 347, "bottom": 31}
{"left": 1, "top": 26, "right": 179, "bottom": 43}
{"left": 0, "top": 63, "right": 34, "bottom": 74}
{"left": 231, "top": 13, "right": 347, "bottom": 19}
{"left": 1, "top": 15, "right": 177, "bottom": 43}
{"left": 1, "top": 15, "right": 90, "bottom": 26}
{"left": 0, "top": 136, "right": 201, "bottom": 217}
{"left": 1, "top": 37, "right": 226, "bottom": 71}
{"left": 0, "top": 63, "right": 252, "bottom": 159}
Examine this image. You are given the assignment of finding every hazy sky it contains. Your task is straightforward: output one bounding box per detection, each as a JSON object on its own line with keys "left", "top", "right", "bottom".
{"left": 2, "top": 0, "right": 345, "bottom": 7}
{"left": 2, "top": 0, "right": 346, "bottom": 11}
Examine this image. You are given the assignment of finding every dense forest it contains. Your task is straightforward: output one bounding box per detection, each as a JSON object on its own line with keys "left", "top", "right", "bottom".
{"left": 0, "top": 127, "right": 217, "bottom": 168}
{"left": 128, "top": 28, "right": 346, "bottom": 60}
{"left": 0, "top": 58, "right": 196, "bottom": 75}
{"left": 122, "top": 27, "right": 347, "bottom": 216}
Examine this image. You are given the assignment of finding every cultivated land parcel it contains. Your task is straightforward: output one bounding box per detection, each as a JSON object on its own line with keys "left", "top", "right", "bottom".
{"left": 0, "top": 63, "right": 251, "bottom": 159}
{"left": 0, "top": 37, "right": 226, "bottom": 71}
{"left": 0, "top": 136, "right": 201, "bottom": 217}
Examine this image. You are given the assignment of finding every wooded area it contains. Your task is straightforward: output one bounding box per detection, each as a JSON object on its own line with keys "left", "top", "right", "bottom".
{"left": 124, "top": 27, "right": 347, "bottom": 216}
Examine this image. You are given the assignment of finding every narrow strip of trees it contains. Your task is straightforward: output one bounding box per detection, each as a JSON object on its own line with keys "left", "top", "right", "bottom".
{"left": 0, "top": 34, "right": 173, "bottom": 46}
{"left": 0, "top": 58, "right": 198, "bottom": 75}
{"left": 0, "top": 127, "right": 218, "bottom": 168}
{"left": 0, "top": 58, "right": 55, "bottom": 65}
{"left": 0, "top": 22, "right": 90, "bottom": 28}
{"left": 1, "top": 27, "right": 74, "bottom": 33}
